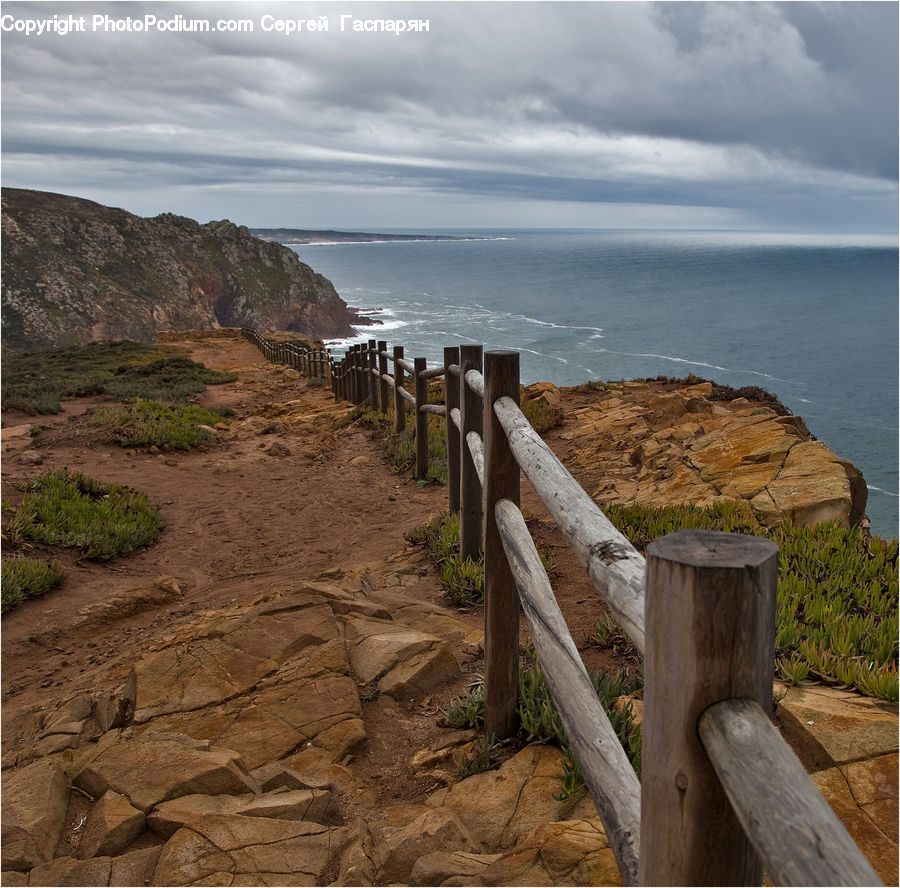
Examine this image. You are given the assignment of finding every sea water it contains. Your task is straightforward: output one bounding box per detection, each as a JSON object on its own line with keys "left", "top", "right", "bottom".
{"left": 287, "top": 230, "right": 898, "bottom": 539}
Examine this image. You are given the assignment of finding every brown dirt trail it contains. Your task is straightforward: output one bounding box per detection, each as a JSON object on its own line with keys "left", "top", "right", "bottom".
{"left": 1, "top": 335, "right": 451, "bottom": 710}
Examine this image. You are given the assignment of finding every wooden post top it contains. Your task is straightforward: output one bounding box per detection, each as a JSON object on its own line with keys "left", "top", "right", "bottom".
{"left": 647, "top": 529, "right": 778, "bottom": 569}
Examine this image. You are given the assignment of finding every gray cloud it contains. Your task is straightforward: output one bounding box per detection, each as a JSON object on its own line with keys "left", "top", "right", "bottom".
{"left": 1, "top": 1, "right": 896, "bottom": 231}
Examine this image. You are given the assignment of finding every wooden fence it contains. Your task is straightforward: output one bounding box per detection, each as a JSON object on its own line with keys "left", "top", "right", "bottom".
{"left": 242, "top": 328, "right": 881, "bottom": 888}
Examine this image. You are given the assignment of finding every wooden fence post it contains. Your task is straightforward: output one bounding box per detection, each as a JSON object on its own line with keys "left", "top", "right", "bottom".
{"left": 355, "top": 345, "right": 366, "bottom": 405}
{"left": 378, "top": 341, "right": 389, "bottom": 414}
{"left": 460, "top": 345, "right": 483, "bottom": 561}
{"left": 393, "top": 346, "right": 406, "bottom": 433}
{"left": 350, "top": 343, "right": 364, "bottom": 404}
{"left": 640, "top": 529, "right": 778, "bottom": 887}
{"left": 483, "top": 350, "right": 521, "bottom": 740}
{"left": 444, "top": 346, "right": 461, "bottom": 514}
{"left": 414, "top": 357, "right": 428, "bottom": 480}
{"left": 368, "top": 340, "right": 378, "bottom": 410}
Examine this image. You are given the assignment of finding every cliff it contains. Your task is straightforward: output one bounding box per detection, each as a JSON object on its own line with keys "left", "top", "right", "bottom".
{"left": 1, "top": 189, "right": 363, "bottom": 353}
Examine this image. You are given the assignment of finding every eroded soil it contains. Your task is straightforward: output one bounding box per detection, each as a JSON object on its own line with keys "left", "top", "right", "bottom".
{"left": 1, "top": 334, "right": 621, "bottom": 814}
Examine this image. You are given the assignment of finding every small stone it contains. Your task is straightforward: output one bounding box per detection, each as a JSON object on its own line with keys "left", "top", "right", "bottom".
{"left": 77, "top": 790, "right": 145, "bottom": 859}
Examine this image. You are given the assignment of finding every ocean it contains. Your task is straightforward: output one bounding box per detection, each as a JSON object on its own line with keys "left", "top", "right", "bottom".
{"left": 286, "top": 230, "right": 898, "bottom": 540}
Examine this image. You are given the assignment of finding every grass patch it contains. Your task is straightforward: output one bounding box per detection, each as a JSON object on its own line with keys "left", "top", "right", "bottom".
{"left": 458, "top": 733, "right": 500, "bottom": 778}
{"left": 443, "top": 654, "right": 643, "bottom": 798}
{"left": 520, "top": 390, "right": 564, "bottom": 433}
{"left": 6, "top": 469, "right": 165, "bottom": 561}
{"left": 90, "top": 399, "right": 230, "bottom": 450}
{"left": 602, "top": 501, "right": 899, "bottom": 702}
{"left": 347, "top": 405, "right": 449, "bottom": 484}
{"left": 2, "top": 341, "right": 237, "bottom": 414}
{"left": 1, "top": 556, "right": 66, "bottom": 613}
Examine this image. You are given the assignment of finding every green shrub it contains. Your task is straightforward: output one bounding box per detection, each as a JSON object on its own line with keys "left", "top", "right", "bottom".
{"left": 441, "top": 654, "right": 642, "bottom": 797}
{"left": 1, "top": 556, "right": 66, "bottom": 612}
{"left": 459, "top": 733, "right": 499, "bottom": 778}
{"left": 2, "top": 341, "right": 237, "bottom": 414}
{"left": 603, "top": 502, "right": 898, "bottom": 701}
{"left": 444, "top": 676, "right": 485, "bottom": 729}
{"left": 7, "top": 469, "right": 165, "bottom": 561}
{"left": 521, "top": 394, "right": 564, "bottom": 433}
{"left": 90, "top": 399, "right": 229, "bottom": 450}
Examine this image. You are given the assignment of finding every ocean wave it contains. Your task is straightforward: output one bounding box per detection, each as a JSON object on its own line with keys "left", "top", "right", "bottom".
{"left": 510, "top": 314, "right": 605, "bottom": 337}
{"left": 601, "top": 348, "right": 802, "bottom": 385}
{"left": 867, "top": 485, "right": 899, "bottom": 497}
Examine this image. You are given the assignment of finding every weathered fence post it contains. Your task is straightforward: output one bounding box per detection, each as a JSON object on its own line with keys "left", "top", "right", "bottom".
{"left": 351, "top": 345, "right": 362, "bottom": 404}
{"left": 356, "top": 345, "right": 366, "bottom": 405}
{"left": 378, "top": 341, "right": 389, "bottom": 414}
{"left": 368, "top": 340, "right": 378, "bottom": 410}
{"left": 640, "top": 529, "right": 778, "bottom": 887}
{"left": 393, "top": 346, "right": 406, "bottom": 433}
{"left": 414, "top": 357, "right": 428, "bottom": 480}
{"left": 483, "top": 350, "right": 521, "bottom": 740}
{"left": 460, "top": 345, "right": 483, "bottom": 561}
{"left": 444, "top": 346, "right": 461, "bottom": 514}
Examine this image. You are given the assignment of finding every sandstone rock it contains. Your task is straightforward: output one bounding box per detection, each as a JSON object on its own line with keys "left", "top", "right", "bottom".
{"left": 77, "top": 790, "right": 145, "bottom": 859}
{"left": 71, "top": 733, "right": 258, "bottom": 812}
{"left": 376, "top": 808, "right": 479, "bottom": 884}
{"left": 409, "top": 850, "right": 501, "bottom": 886}
{"left": 148, "top": 789, "right": 342, "bottom": 839}
{"left": 266, "top": 440, "right": 292, "bottom": 457}
{"left": 812, "top": 767, "right": 899, "bottom": 886}
{"left": 778, "top": 685, "right": 898, "bottom": 768}
{"left": 133, "top": 638, "right": 278, "bottom": 723}
{"left": 94, "top": 674, "right": 136, "bottom": 734}
{"left": 26, "top": 855, "right": 112, "bottom": 886}
{"left": 283, "top": 368, "right": 301, "bottom": 380}
{"left": 250, "top": 762, "right": 320, "bottom": 793}
{"left": 344, "top": 616, "right": 460, "bottom": 700}
{"left": 762, "top": 440, "right": 861, "bottom": 527}
{"left": 426, "top": 745, "right": 579, "bottom": 849}
{"left": 151, "top": 814, "right": 344, "bottom": 886}
{"left": 466, "top": 818, "right": 621, "bottom": 886}
{"left": 110, "top": 846, "right": 162, "bottom": 886}
{"left": 1, "top": 757, "right": 70, "bottom": 871}
{"left": 843, "top": 754, "right": 899, "bottom": 843}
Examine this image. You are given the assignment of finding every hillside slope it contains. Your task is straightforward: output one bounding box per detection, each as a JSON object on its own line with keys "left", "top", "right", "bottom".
{"left": 1, "top": 188, "right": 363, "bottom": 352}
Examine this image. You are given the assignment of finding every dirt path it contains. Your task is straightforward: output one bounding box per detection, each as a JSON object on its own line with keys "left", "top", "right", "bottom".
{"left": 1, "top": 335, "right": 453, "bottom": 711}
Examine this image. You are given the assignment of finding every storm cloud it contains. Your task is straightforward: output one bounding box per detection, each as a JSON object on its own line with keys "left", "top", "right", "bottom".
{"left": 1, "top": 1, "right": 896, "bottom": 232}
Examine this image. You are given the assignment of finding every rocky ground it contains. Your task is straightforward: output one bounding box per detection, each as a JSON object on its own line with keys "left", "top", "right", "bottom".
{"left": 1, "top": 333, "right": 896, "bottom": 886}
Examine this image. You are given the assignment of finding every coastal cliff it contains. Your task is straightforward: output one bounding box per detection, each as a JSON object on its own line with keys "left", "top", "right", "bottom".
{"left": 1, "top": 189, "right": 363, "bottom": 353}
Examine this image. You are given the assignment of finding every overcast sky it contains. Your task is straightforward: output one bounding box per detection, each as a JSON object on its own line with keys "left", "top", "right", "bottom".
{"left": 1, "top": 1, "right": 897, "bottom": 232}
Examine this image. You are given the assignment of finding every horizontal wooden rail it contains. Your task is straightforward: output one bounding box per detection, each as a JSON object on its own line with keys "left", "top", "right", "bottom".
{"left": 465, "top": 368, "right": 485, "bottom": 397}
{"left": 698, "top": 699, "right": 881, "bottom": 887}
{"left": 466, "top": 431, "right": 485, "bottom": 485}
{"left": 495, "top": 497, "right": 642, "bottom": 884}
{"left": 492, "top": 394, "right": 646, "bottom": 653}
{"left": 243, "top": 328, "right": 879, "bottom": 888}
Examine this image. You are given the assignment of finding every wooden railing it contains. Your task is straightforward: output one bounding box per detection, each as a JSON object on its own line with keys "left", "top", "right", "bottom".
{"left": 243, "top": 329, "right": 882, "bottom": 888}
{"left": 241, "top": 327, "right": 330, "bottom": 378}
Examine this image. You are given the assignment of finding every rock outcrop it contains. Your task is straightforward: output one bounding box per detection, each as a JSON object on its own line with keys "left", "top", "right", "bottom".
{"left": 550, "top": 380, "right": 867, "bottom": 528}
{"left": 1, "top": 188, "right": 365, "bottom": 352}
{"left": 2, "top": 554, "right": 895, "bottom": 885}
